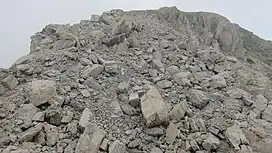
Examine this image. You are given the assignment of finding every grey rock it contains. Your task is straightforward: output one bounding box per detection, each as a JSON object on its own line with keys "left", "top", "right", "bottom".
{"left": 0, "top": 136, "right": 10, "bottom": 147}
{"left": 84, "top": 77, "right": 102, "bottom": 90}
{"left": 210, "top": 74, "right": 227, "bottom": 88}
{"left": 141, "top": 86, "right": 169, "bottom": 127}
{"left": 81, "top": 64, "right": 104, "bottom": 79}
{"left": 18, "top": 103, "right": 39, "bottom": 129}
{"left": 254, "top": 94, "right": 268, "bottom": 111}
{"left": 64, "top": 141, "right": 77, "bottom": 153}
{"left": 150, "top": 148, "right": 163, "bottom": 153}
{"left": 100, "top": 138, "right": 109, "bottom": 151}
{"left": 67, "top": 121, "right": 78, "bottom": 134}
{"left": 224, "top": 125, "right": 249, "bottom": 150}
{"left": 114, "top": 42, "right": 129, "bottom": 55}
{"left": 190, "top": 139, "right": 200, "bottom": 151}
{"left": 2, "top": 75, "right": 18, "bottom": 90}
{"left": 33, "top": 130, "right": 46, "bottom": 144}
{"left": 29, "top": 80, "right": 56, "bottom": 107}
{"left": 105, "top": 64, "right": 119, "bottom": 74}
{"left": 80, "top": 89, "right": 90, "bottom": 98}
{"left": 156, "top": 80, "right": 172, "bottom": 89}
{"left": 0, "top": 83, "right": 5, "bottom": 95}
{"left": 45, "top": 108, "right": 62, "bottom": 126}
{"left": 79, "top": 108, "right": 93, "bottom": 129}
{"left": 263, "top": 105, "right": 272, "bottom": 122}
{"left": 145, "top": 127, "right": 164, "bottom": 136}
{"left": 61, "top": 111, "right": 73, "bottom": 123}
{"left": 76, "top": 124, "right": 106, "bottom": 153}
{"left": 32, "top": 111, "right": 45, "bottom": 122}
{"left": 187, "top": 89, "right": 210, "bottom": 109}
{"left": 19, "top": 123, "right": 43, "bottom": 142}
{"left": 111, "top": 100, "right": 123, "bottom": 116}
{"left": 10, "top": 149, "right": 30, "bottom": 153}
{"left": 112, "top": 18, "right": 131, "bottom": 36}
{"left": 159, "top": 39, "right": 169, "bottom": 49}
{"left": 129, "top": 92, "right": 140, "bottom": 107}
{"left": 166, "top": 65, "right": 180, "bottom": 75}
{"left": 170, "top": 100, "right": 188, "bottom": 121}
{"left": 121, "top": 104, "right": 140, "bottom": 116}
{"left": 127, "top": 36, "right": 139, "bottom": 48}
{"left": 44, "top": 123, "right": 59, "bottom": 146}
{"left": 117, "top": 82, "right": 130, "bottom": 93}
{"left": 90, "top": 15, "right": 100, "bottom": 22}
{"left": 107, "top": 33, "right": 126, "bottom": 47}
{"left": 109, "top": 140, "right": 127, "bottom": 153}
{"left": 128, "top": 139, "right": 141, "bottom": 148}
{"left": 166, "top": 123, "right": 179, "bottom": 144}
{"left": 17, "top": 64, "right": 30, "bottom": 72}
{"left": 196, "top": 118, "right": 206, "bottom": 132}
{"left": 152, "top": 60, "right": 165, "bottom": 73}
{"left": 80, "top": 58, "right": 93, "bottom": 66}
{"left": 202, "top": 134, "right": 220, "bottom": 151}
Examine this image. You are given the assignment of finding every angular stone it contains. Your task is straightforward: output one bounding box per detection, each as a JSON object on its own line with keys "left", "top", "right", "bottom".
{"left": 112, "top": 18, "right": 131, "bottom": 36}
{"left": 159, "top": 39, "right": 169, "bottom": 49}
{"left": 187, "top": 89, "right": 210, "bottom": 109}
{"left": 152, "top": 60, "right": 165, "bottom": 73}
{"left": 190, "top": 139, "right": 200, "bottom": 151}
{"left": 225, "top": 125, "right": 249, "bottom": 150}
{"left": 90, "top": 14, "right": 100, "bottom": 22}
{"left": 18, "top": 103, "right": 39, "bottom": 129}
{"left": 127, "top": 36, "right": 139, "bottom": 48}
{"left": 81, "top": 64, "right": 104, "bottom": 79}
{"left": 156, "top": 80, "right": 172, "bottom": 89}
{"left": 166, "top": 123, "right": 179, "bottom": 144}
{"left": 19, "top": 123, "right": 43, "bottom": 142}
{"left": 121, "top": 104, "right": 140, "bottom": 116}
{"left": 100, "top": 138, "right": 109, "bottom": 151}
{"left": 109, "top": 140, "right": 127, "bottom": 153}
{"left": 2, "top": 75, "right": 18, "bottom": 90}
{"left": 117, "top": 82, "right": 130, "bottom": 93}
{"left": 114, "top": 42, "right": 129, "bottom": 54}
{"left": 32, "top": 111, "right": 45, "bottom": 122}
{"left": 80, "top": 89, "right": 90, "bottom": 98}
{"left": 61, "top": 111, "right": 73, "bottom": 123}
{"left": 254, "top": 94, "right": 268, "bottom": 111}
{"left": 33, "top": 131, "right": 46, "bottom": 144}
{"left": 170, "top": 101, "right": 188, "bottom": 121}
{"left": 129, "top": 93, "right": 140, "bottom": 107}
{"left": 45, "top": 108, "right": 62, "bottom": 126}
{"left": 111, "top": 100, "right": 123, "bottom": 116}
{"left": 29, "top": 80, "right": 56, "bottom": 107}
{"left": 105, "top": 64, "right": 119, "bottom": 74}
{"left": 141, "top": 86, "right": 169, "bottom": 127}
{"left": 107, "top": 33, "right": 126, "bottom": 47}
{"left": 79, "top": 108, "right": 93, "bottom": 129}
{"left": 210, "top": 74, "right": 226, "bottom": 88}
{"left": 202, "top": 134, "right": 220, "bottom": 151}
{"left": 0, "top": 83, "right": 5, "bottom": 95}
{"left": 166, "top": 65, "right": 180, "bottom": 75}
{"left": 65, "top": 141, "right": 77, "bottom": 153}
{"left": 80, "top": 58, "right": 93, "bottom": 66}
{"left": 196, "top": 118, "right": 206, "bottom": 132}
{"left": 44, "top": 123, "right": 59, "bottom": 146}
{"left": 16, "top": 64, "right": 30, "bottom": 72}
{"left": 263, "top": 105, "right": 272, "bottom": 122}
{"left": 151, "top": 147, "right": 163, "bottom": 153}
{"left": 67, "top": 121, "right": 78, "bottom": 135}
{"left": 10, "top": 149, "right": 30, "bottom": 153}
{"left": 128, "top": 139, "right": 141, "bottom": 148}
{"left": 145, "top": 127, "right": 164, "bottom": 136}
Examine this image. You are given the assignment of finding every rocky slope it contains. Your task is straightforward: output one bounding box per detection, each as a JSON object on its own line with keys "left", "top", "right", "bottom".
{"left": 0, "top": 6, "right": 272, "bottom": 153}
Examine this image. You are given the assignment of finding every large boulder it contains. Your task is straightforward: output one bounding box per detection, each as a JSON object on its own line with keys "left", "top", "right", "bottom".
{"left": 141, "top": 86, "right": 169, "bottom": 127}
{"left": 29, "top": 80, "right": 57, "bottom": 107}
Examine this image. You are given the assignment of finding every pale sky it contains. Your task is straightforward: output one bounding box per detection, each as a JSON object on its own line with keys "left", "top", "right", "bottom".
{"left": 0, "top": 0, "right": 271, "bottom": 68}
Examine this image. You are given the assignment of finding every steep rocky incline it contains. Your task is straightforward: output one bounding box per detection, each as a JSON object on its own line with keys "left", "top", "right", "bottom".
{"left": 0, "top": 6, "right": 272, "bottom": 153}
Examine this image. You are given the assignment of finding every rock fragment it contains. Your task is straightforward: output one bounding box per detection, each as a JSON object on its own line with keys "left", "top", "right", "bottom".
{"left": 32, "top": 111, "right": 45, "bottom": 122}
{"left": 187, "top": 89, "right": 210, "bottom": 109}
{"left": 202, "top": 134, "right": 220, "bottom": 151}
{"left": 166, "top": 123, "right": 179, "bottom": 144}
{"left": 2, "top": 75, "right": 18, "bottom": 90}
{"left": 262, "top": 105, "right": 272, "bottom": 122}
{"left": 100, "top": 138, "right": 109, "bottom": 151}
{"left": 156, "top": 80, "right": 172, "bottom": 89}
{"left": 79, "top": 108, "right": 93, "bottom": 129}
{"left": 129, "top": 92, "right": 140, "bottom": 107}
{"left": 107, "top": 33, "right": 126, "bottom": 46}
{"left": 109, "top": 140, "right": 127, "bottom": 153}
{"left": 29, "top": 80, "right": 56, "bottom": 107}
{"left": 170, "top": 100, "right": 188, "bottom": 121}
{"left": 254, "top": 94, "right": 268, "bottom": 111}
{"left": 145, "top": 127, "right": 164, "bottom": 137}
{"left": 81, "top": 64, "right": 104, "bottom": 79}
{"left": 224, "top": 125, "right": 249, "bottom": 150}
{"left": 141, "top": 86, "right": 169, "bottom": 127}
{"left": 75, "top": 124, "right": 106, "bottom": 153}
{"left": 151, "top": 147, "right": 163, "bottom": 153}
{"left": 117, "top": 82, "right": 130, "bottom": 93}
{"left": 0, "top": 83, "right": 6, "bottom": 95}
{"left": 18, "top": 103, "right": 39, "bottom": 129}
{"left": 19, "top": 123, "right": 43, "bottom": 142}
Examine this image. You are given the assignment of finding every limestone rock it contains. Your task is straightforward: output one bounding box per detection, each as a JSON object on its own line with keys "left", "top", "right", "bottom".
{"left": 152, "top": 60, "right": 165, "bottom": 73}
{"left": 109, "top": 140, "right": 127, "bottom": 153}
{"left": 151, "top": 148, "right": 163, "bottom": 153}
{"left": 79, "top": 108, "right": 93, "bottom": 129}
{"left": 29, "top": 80, "right": 56, "bottom": 107}
{"left": 202, "top": 134, "right": 220, "bottom": 151}
{"left": 76, "top": 124, "right": 106, "bottom": 153}
{"left": 156, "top": 80, "right": 172, "bottom": 89}
{"left": 44, "top": 123, "right": 59, "bottom": 146}
{"left": 141, "top": 86, "right": 169, "bottom": 127}
{"left": 32, "top": 111, "right": 45, "bottom": 122}
{"left": 18, "top": 103, "right": 39, "bottom": 129}
{"left": 100, "top": 138, "right": 109, "bottom": 151}
{"left": 129, "top": 92, "right": 140, "bottom": 107}
{"left": 263, "top": 105, "right": 272, "bottom": 122}
{"left": 210, "top": 74, "right": 226, "bottom": 88}
{"left": 2, "top": 75, "right": 18, "bottom": 90}
{"left": 166, "top": 123, "right": 179, "bottom": 144}
{"left": 107, "top": 33, "right": 126, "bottom": 46}
{"left": 81, "top": 64, "right": 104, "bottom": 79}
{"left": 19, "top": 123, "right": 43, "bottom": 142}
{"left": 254, "top": 94, "right": 268, "bottom": 111}
{"left": 0, "top": 83, "right": 5, "bottom": 95}
{"left": 224, "top": 125, "right": 249, "bottom": 150}
{"left": 145, "top": 127, "right": 164, "bottom": 137}
{"left": 187, "top": 89, "right": 210, "bottom": 109}
{"left": 117, "top": 82, "right": 130, "bottom": 93}
{"left": 170, "top": 100, "right": 188, "bottom": 121}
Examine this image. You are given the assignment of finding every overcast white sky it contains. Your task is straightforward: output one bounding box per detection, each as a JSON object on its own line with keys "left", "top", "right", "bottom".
{"left": 0, "top": 0, "right": 271, "bottom": 68}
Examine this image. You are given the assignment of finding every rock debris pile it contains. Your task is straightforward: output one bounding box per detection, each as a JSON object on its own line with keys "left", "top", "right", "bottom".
{"left": 1, "top": 6, "right": 272, "bottom": 153}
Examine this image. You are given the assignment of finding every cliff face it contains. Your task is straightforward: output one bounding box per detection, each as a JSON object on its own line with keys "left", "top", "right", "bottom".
{"left": 155, "top": 7, "right": 272, "bottom": 66}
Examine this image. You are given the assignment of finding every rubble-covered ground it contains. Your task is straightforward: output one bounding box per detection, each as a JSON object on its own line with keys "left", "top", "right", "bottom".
{"left": 1, "top": 6, "right": 272, "bottom": 153}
